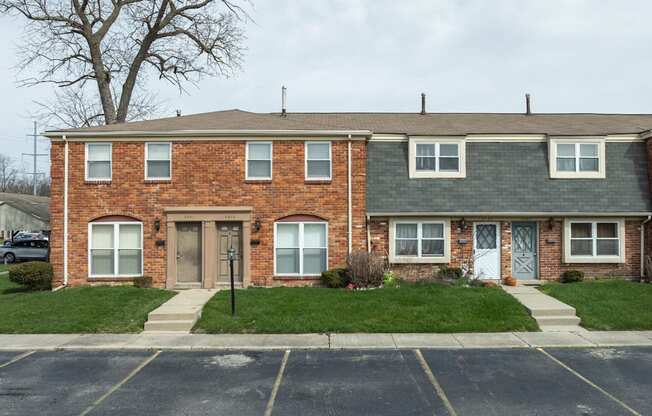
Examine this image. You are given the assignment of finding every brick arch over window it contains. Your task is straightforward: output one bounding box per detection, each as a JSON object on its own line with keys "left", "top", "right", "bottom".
{"left": 276, "top": 214, "right": 328, "bottom": 222}
{"left": 90, "top": 214, "right": 142, "bottom": 223}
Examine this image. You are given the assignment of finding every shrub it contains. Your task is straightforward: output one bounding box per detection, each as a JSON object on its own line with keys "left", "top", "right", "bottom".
{"left": 320, "top": 268, "right": 350, "bottom": 288}
{"left": 8, "top": 261, "right": 53, "bottom": 290}
{"left": 347, "top": 250, "right": 386, "bottom": 288}
{"left": 436, "top": 266, "right": 463, "bottom": 280}
{"left": 382, "top": 271, "right": 400, "bottom": 288}
{"left": 561, "top": 270, "right": 585, "bottom": 283}
{"left": 133, "top": 276, "right": 153, "bottom": 288}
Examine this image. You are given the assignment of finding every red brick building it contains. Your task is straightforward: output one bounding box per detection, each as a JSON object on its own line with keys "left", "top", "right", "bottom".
{"left": 45, "top": 110, "right": 652, "bottom": 287}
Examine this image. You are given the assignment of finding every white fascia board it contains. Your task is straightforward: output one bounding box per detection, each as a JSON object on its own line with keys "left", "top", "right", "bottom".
{"left": 45, "top": 129, "right": 372, "bottom": 140}
{"left": 367, "top": 211, "right": 652, "bottom": 217}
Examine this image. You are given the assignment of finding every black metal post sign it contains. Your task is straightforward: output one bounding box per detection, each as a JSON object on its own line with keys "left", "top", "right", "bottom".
{"left": 228, "top": 246, "right": 236, "bottom": 316}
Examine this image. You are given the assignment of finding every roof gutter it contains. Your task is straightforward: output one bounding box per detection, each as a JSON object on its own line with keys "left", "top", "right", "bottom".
{"left": 43, "top": 129, "right": 373, "bottom": 139}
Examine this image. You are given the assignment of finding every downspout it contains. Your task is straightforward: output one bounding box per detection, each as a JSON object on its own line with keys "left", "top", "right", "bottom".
{"left": 641, "top": 216, "right": 651, "bottom": 279}
{"left": 63, "top": 135, "right": 69, "bottom": 286}
{"left": 366, "top": 215, "right": 371, "bottom": 253}
{"left": 347, "top": 136, "right": 352, "bottom": 254}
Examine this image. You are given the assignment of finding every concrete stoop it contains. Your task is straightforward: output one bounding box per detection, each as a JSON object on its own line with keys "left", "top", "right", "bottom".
{"left": 144, "top": 289, "right": 217, "bottom": 333}
{"left": 502, "top": 285, "right": 584, "bottom": 332}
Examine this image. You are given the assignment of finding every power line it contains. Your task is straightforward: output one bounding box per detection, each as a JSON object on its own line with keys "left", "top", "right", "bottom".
{"left": 22, "top": 121, "right": 48, "bottom": 195}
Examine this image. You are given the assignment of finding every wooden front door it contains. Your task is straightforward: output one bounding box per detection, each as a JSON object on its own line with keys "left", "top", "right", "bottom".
{"left": 217, "top": 222, "right": 242, "bottom": 284}
{"left": 176, "top": 222, "right": 202, "bottom": 283}
{"left": 512, "top": 222, "right": 537, "bottom": 279}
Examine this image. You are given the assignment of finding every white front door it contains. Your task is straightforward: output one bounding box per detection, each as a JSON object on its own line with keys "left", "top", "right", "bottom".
{"left": 473, "top": 222, "right": 500, "bottom": 279}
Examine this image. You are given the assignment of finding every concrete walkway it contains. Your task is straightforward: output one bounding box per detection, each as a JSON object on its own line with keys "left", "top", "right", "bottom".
{"left": 1, "top": 331, "right": 652, "bottom": 351}
{"left": 502, "top": 285, "right": 583, "bottom": 332}
{"left": 144, "top": 289, "right": 218, "bottom": 333}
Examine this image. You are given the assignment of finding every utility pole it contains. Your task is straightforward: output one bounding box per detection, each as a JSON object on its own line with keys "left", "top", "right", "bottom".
{"left": 22, "top": 121, "right": 48, "bottom": 195}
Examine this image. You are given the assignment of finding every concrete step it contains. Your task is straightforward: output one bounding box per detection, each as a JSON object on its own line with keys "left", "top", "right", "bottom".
{"left": 530, "top": 307, "right": 577, "bottom": 318}
{"left": 536, "top": 316, "right": 581, "bottom": 326}
{"left": 144, "top": 320, "right": 196, "bottom": 332}
{"left": 148, "top": 310, "right": 198, "bottom": 321}
{"left": 539, "top": 325, "right": 587, "bottom": 333}
{"left": 518, "top": 280, "right": 543, "bottom": 286}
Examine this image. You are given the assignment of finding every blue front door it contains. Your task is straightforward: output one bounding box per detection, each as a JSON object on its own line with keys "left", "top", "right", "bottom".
{"left": 511, "top": 222, "right": 537, "bottom": 279}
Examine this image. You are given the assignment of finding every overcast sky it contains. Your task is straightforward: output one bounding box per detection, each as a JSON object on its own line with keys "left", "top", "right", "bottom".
{"left": 1, "top": 0, "right": 651, "bottom": 175}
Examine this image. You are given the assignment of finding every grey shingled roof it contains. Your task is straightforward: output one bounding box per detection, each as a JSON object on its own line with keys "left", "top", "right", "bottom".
{"left": 45, "top": 109, "right": 652, "bottom": 136}
{"left": 366, "top": 141, "right": 652, "bottom": 214}
{"left": 0, "top": 192, "right": 50, "bottom": 222}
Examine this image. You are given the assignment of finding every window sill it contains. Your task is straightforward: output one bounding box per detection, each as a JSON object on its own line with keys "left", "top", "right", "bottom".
{"left": 85, "top": 180, "right": 112, "bottom": 185}
{"left": 144, "top": 179, "right": 172, "bottom": 184}
{"left": 273, "top": 275, "right": 321, "bottom": 280}
{"left": 88, "top": 276, "right": 138, "bottom": 280}
{"left": 304, "top": 179, "right": 332, "bottom": 185}
{"left": 388, "top": 256, "right": 450, "bottom": 264}
{"left": 245, "top": 179, "right": 272, "bottom": 184}
{"left": 563, "top": 256, "right": 623, "bottom": 264}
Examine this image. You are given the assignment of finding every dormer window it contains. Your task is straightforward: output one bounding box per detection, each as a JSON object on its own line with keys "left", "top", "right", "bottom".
{"left": 549, "top": 138, "right": 605, "bottom": 179}
{"left": 409, "top": 137, "right": 466, "bottom": 178}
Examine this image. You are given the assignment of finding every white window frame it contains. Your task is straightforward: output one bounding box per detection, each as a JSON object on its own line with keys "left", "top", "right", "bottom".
{"left": 145, "top": 142, "right": 172, "bottom": 181}
{"left": 85, "top": 142, "right": 112, "bottom": 181}
{"left": 549, "top": 138, "right": 606, "bottom": 179}
{"left": 274, "top": 221, "right": 328, "bottom": 276}
{"left": 245, "top": 141, "right": 273, "bottom": 180}
{"left": 389, "top": 218, "right": 451, "bottom": 263}
{"left": 408, "top": 137, "right": 466, "bottom": 178}
{"left": 305, "top": 141, "right": 332, "bottom": 181}
{"left": 88, "top": 221, "right": 144, "bottom": 278}
{"left": 563, "top": 218, "right": 625, "bottom": 263}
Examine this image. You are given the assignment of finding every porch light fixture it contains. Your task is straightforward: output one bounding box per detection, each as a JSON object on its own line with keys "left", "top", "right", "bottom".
{"left": 154, "top": 218, "right": 161, "bottom": 232}
{"left": 252, "top": 217, "right": 262, "bottom": 233}
{"left": 547, "top": 217, "right": 555, "bottom": 231}
{"left": 458, "top": 218, "right": 467, "bottom": 231}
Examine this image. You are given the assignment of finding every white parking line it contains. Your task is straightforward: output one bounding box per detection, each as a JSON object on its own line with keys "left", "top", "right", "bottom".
{"left": 264, "top": 349, "right": 290, "bottom": 416}
{"left": 415, "top": 349, "right": 458, "bottom": 416}
{"left": 0, "top": 351, "right": 35, "bottom": 369}
{"left": 78, "top": 350, "right": 161, "bottom": 416}
{"left": 538, "top": 348, "right": 641, "bottom": 416}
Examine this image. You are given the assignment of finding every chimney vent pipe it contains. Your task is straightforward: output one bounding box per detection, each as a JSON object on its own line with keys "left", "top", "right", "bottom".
{"left": 525, "top": 93, "right": 532, "bottom": 115}
{"left": 420, "top": 93, "right": 426, "bottom": 115}
{"left": 281, "top": 86, "right": 287, "bottom": 117}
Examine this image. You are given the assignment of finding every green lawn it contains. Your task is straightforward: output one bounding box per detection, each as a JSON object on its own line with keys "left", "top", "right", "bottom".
{"left": 540, "top": 280, "right": 652, "bottom": 330}
{"left": 195, "top": 284, "right": 539, "bottom": 333}
{"left": 0, "top": 264, "right": 13, "bottom": 273}
{"left": 0, "top": 275, "right": 175, "bottom": 333}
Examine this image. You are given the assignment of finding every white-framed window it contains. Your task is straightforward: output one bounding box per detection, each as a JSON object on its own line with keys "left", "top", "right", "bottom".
{"left": 549, "top": 138, "right": 606, "bottom": 179}
{"left": 88, "top": 222, "right": 143, "bottom": 277}
{"left": 305, "top": 141, "right": 332, "bottom": 180}
{"left": 408, "top": 138, "right": 466, "bottom": 178}
{"left": 145, "top": 142, "right": 172, "bottom": 180}
{"left": 563, "top": 218, "right": 625, "bottom": 263}
{"left": 389, "top": 218, "right": 450, "bottom": 263}
{"left": 246, "top": 141, "right": 272, "bottom": 180}
{"left": 274, "top": 221, "right": 328, "bottom": 275}
{"left": 85, "top": 143, "right": 112, "bottom": 181}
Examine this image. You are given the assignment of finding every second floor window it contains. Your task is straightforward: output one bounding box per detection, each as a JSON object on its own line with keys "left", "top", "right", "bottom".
{"left": 145, "top": 143, "right": 171, "bottom": 180}
{"left": 556, "top": 143, "right": 599, "bottom": 173}
{"left": 246, "top": 142, "right": 272, "bottom": 180}
{"left": 416, "top": 143, "right": 460, "bottom": 172}
{"left": 305, "top": 141, "right": 332, "bottom": 180}
{"left": 86, "top": 143, "right": 112, "bottom": 181}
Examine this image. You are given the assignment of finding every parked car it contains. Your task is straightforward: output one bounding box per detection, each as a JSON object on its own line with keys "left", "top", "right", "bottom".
{"left": 3, "top": 232, "right": 48, "bottom": 246}
{"left": 0, "top": 239, "right": 49, "bottom": 263}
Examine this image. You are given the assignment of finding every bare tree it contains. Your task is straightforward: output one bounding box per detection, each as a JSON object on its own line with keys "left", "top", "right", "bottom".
{"left": 0, "top": 154, "right": 18, "bottom": 192}
{"left": 1, "top": 0, "right": 247, "bottom": 126}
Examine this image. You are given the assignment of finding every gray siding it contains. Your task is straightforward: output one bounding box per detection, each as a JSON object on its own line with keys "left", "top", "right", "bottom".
{"left": 366, "top": 141, "right": 652, "bottom": 214}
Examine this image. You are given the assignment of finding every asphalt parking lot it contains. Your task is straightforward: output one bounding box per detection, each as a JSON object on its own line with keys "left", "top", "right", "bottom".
{"left": 1, "top": 347, "right": 651, "bottom": 416}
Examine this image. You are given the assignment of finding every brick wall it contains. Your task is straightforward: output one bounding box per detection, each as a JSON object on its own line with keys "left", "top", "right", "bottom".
{"left": 50, "top": 139, "right": 367, "bottom": 287}
{"left": 370, "top": 217, "right": 643, "bottom": 281}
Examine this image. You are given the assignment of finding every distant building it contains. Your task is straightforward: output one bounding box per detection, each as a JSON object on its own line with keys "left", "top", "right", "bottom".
{"left": 0, "top": 192, "right": 50, "bottom": 241}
